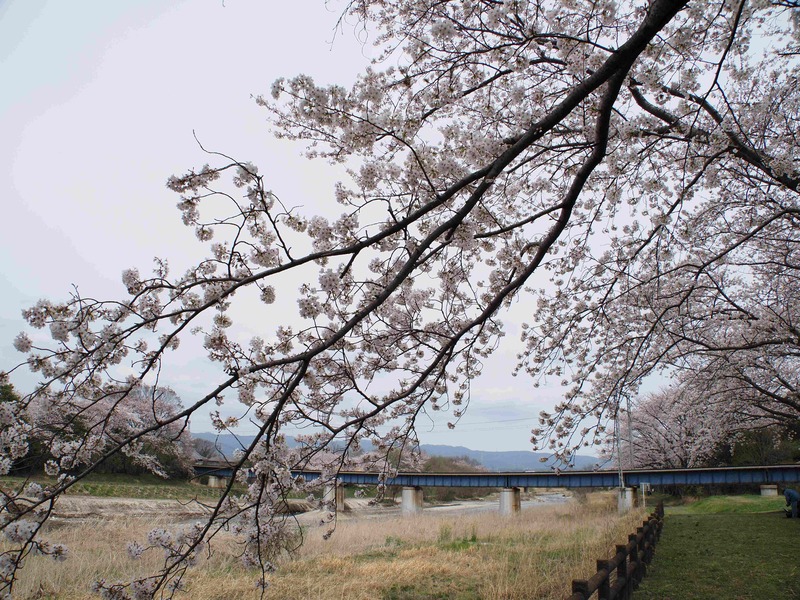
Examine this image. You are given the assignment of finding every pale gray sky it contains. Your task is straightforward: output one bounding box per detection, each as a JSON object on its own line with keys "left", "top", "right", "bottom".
{"left": 0, "top": 0, "right": 565, "bottom": 452}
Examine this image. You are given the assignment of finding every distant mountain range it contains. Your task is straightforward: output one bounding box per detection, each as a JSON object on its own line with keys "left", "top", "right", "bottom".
{"left": 416, "top": 444, "right": 600, "bottom": 471}
{"left": 193, "top": 433, "right": 600, "bottom": 472}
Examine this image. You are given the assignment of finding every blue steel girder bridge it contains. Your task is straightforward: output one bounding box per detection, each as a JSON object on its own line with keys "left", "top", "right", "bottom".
{"left": 295, "top": 464, "right": 800, "bottom": 488}
{"left": 193, "top": 462, "right": 800, "bottom": 514}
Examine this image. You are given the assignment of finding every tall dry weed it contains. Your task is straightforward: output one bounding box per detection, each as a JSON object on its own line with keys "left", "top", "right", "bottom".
{"left": 11, "top": 492, "right": 646, "bottom": 599}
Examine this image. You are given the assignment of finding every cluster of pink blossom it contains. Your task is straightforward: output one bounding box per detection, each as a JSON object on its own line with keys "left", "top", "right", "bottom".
{"left": 3, "top": 0, "right": 800, "bottom": 595}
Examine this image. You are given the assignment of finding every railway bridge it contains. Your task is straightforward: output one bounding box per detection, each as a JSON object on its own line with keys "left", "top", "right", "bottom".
{"left": 192, "top": 461, "right": 800, "bottom": 515}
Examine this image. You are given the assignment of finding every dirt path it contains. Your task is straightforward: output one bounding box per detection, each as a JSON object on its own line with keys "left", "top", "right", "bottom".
{"left": 51, "top": 496, "right": 213, "bottom": 523}
{"left": 294, "top": 490, "right": 572, "bottom": 525}
{"left": 48, "top": 490, "right": 572, "bottom": 525}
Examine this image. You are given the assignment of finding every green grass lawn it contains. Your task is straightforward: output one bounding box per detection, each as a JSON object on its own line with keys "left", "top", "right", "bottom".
{"left": 635, "top": 496, "right": 800, "bottom": 599}
{"left": 666, "top": 494, "right": 787, "bottom": 514}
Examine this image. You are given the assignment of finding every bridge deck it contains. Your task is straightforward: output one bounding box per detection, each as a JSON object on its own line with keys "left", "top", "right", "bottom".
{"left": 296, "top": 465, "right": 800, "bottom": 488}
{"left": 193, "top": 463, "right": 800, "bottom": 488}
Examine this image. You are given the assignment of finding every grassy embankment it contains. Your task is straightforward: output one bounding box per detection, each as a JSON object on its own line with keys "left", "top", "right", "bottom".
{"left": 635, "top": 494, "right": 800, "bottom": 599}
{"left": 7, "top": 490, "right": 648, "bottom": 600}
{"left": 2, "top": 473, "right": 233, "bottom": 501}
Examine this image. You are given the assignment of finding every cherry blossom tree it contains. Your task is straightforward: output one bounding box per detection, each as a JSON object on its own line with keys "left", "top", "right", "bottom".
{"left": 651, "top": 239, "right": 800, "bottom": 428}
{"left": 3, "top": 0, "right": 800, "bottom": 596}
{"left": 606, "top": 369, "right": 797, "bottom": 470}
{"left": 581, "top": 202, "right": 800, "bottom": 468}
{"left": 605, "top": 380, "right": 741, "bottom": 469}
{"left": 524, "top": 0, "right": 800, "bottom": 453}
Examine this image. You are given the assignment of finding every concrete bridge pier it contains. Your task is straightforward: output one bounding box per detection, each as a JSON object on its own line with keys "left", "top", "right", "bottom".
{"left": 401, "top": 486, "right": 424, "bottom": 516}
{"left": 207, "top": 475, "right": 229, "bottom": 488}
{"left": 499, "top": 487, "right": 521, "bottom": 515}
{"left": 760, "top": 484, "right": 778, "bottom": 496}
{"left": 618, "top": 487, "right": 636, "bottom": 514}
{"left": 323, "top": 482, "right": 346, "bottom": 512}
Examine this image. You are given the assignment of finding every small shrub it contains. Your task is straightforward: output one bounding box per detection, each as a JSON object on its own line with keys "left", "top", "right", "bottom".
{"left": 437, "top": 524, "right": 452, "bottom": 543}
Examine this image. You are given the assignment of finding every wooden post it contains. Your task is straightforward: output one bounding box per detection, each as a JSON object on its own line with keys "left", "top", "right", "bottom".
{"left": 597, "top": 559, "right": 611, "bottom": 600}
{"left": 571, "top": 580, "right": 589, "bottom": 600}
{"left": 636, "top": 527, "right": 646, "bottom": 583}
{"left": 628, "top": 533, "right": 639, "bottom": 587}
{"left": 644, "top": 519, "right": 655, "bottom": 562}
{"left": 616, "top": 544, "right": 629, "bottom": 600}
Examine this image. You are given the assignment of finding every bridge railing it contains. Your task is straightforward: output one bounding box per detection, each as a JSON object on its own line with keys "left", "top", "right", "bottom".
{"left": 567, "top": 501, "right": 664, "bottom": 600}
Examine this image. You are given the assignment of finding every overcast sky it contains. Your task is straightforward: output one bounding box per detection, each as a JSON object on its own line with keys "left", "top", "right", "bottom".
{"left": 0, "top": 0, "right": 571, "bottom": 453}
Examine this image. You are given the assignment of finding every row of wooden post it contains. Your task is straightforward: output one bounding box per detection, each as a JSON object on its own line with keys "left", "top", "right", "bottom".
{"left": 567, "top": 500, "right": 664, "bottom": 600}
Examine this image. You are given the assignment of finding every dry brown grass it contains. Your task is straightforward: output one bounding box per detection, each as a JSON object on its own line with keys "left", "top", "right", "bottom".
{"left": 12, "top": 492, "right": 646, "bottom": 600}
